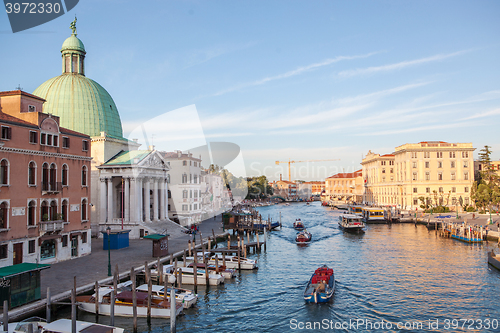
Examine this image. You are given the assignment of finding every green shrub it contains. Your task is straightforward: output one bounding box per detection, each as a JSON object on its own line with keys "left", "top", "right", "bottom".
{"left": 466, "top": 206, "right": 475, "bottom": 212}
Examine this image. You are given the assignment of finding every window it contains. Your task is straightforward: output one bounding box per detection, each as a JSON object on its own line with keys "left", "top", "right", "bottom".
{"left": 42, "top": 163, "right": 49, "bottom": 191}
{"left": 194, "top": 162, "right": 197, "bottom": 167}
{"left": 168, "top": 190, "right": 171, "bottom": 199}
{"left": 28, "top": 161, "right": 36, "bottom": 186}
{"left": 425, "top": 172, "right": 430, "bottom": 181}
{"left": 451, "top": 172, "right": 456, "bottom": 180}
{"left": 438, "top": 172, "right": 443, "bottom": 181}
{"left": 50, "top": 200, "right": 57, "bottom": 221}
{"left": 183, "top": 161, "right": 187, "bottom": 166}
{"left": 437, "top": 152, "right": 443, "bottom": 158}
{"left": 439, "top": 187, "right": 444, "bottom": 193}
{"left": 0, "top": 202, "right": 8, "bottom": 229}
{"left": 389, "top": 161, "right": 394, "bottom": 165}
{"left": 464, "top": 172, "right": 469, "bottom": 181}
{"left": 53, "top": 135, "right": 58, "bottom": 147}
{"left": 424, "top": 152, "right": 430, "bottom": 158}
{"left": 194, "top": 175, "right": 198, "bottom": 183}
{"left": 190, "top": 161, "right": 192, "bottom": 166}
{"left": 465, "top": 186, "right": 469, "bottom": 193}
{"left": 450, "top": 161, "right": 455, "bottom": 168}
{"left": 462, "top": 151, "right": 468, "bottom": 158}
{"left": 452, "top": 197, "right": 457, "bottom": 205}
{"left": 0, "top": 159, "right": 9, "bottom": 185}
{"left": 49, "top": 163, "right": 56, "bottom": 191}
{"left": 426, "top": 187, "right": 430, "bottom": 193}
{"left": 29, "top": 131, "right": 38, "bottom": 144}
{"left": 61, "top": 200, "right": 68, "bottom": 222}
{"left": 81, "top": 199, "right": 87, "bottom": 221}
{"left": 437, "top": 161, "right": 442, "bottom": 168}
{"left": 465, "top": 197, "right": 469, "bottom": 205}
{"left": 452, "top": 187, "right": 456, "bottom": 193}
{"left": 382, "top": 169, "right": 386, "bottom": 174}
{"left": 194, "top": 204, "right": 197, "bottom": 210}
{"left": 28, "top": 200, "right": 36, "bottom": 226}
{"left": 0, "top": 245, "right": 7, "bottom": 259}
{"left": 199, "top": 190, "right": 201, "bottom": 197}
{"left": 82, "top": 140, "right": 89, "bottom": 151}
{"left": 412, "top": 162, "right": 417, "bottom": 168}
{"left": 413, "top": 187, "right": 417, "bottom": 193}
{"left": 28, "top": 240, "right": 36, "bottom": 254}
{"left": 28, "top": 105, "right": 36, "bottom": 112}
{"left": 82, "top": 232, "right": 87, "bottom": 243}
{"left": 40, "top": 240, "right": 56, "bottom": 260}
{"left": 194, "top": 190, "right": 198, "bottom": 198}
{"left": 413, "top": 198, "right": 418, "bottom": 205}
{"left": 62, "top": 137, "right": 70, "bottom": 148}
{"left": 463, "top": 161, "right": 468, "bottom": 168}
{"left": 40, "top": 133, "right": 46, "bottom": 145}
{"left": 190, "top": 174, "right": 192, "bottom": 183}
{"left": 182, "top": 205, "right": 188, "bottom": 211}
{"left": 412, "top": 172, "right": 417, "bottom": 181}
{"left": 190, "top": 190, "right": 192, "bottom": 198}
{"left": 449, "top": 152, "right": 455, "bottom": 158}
{"left": 62, "top": 235, "right": 68, "bottom": 247}
{"left": 425, "top": 162, "right": 429, "bottom": 168}
{"left": 47, "top": 134, "right": 52, "bottom": 146}
{"left": 411, "top": 152, "right": 417, "bottom": 158}
{"left": 182, "top": 190, "right": 188, "bottom": 199}
{"left": 1, "top": 126, "right": 11, "bottom": 140}
{"left": 182, "top": 174, "right": 187, "bottom": 183}
{"left": 62, "top": 164, "right": 68, "bottom": 186}
{"left": 81, "top": 166, "right": 87, "bottom": 186}
{"left": 167, "top": 174, "right": 170, "bottom": 184}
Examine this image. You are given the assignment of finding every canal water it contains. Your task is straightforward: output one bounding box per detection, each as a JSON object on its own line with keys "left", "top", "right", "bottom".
{"left": 73, "top": 202, "right": 500, "bottom": 332}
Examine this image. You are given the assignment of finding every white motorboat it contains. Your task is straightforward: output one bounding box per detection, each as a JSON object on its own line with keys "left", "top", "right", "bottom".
{"left": 75, "top": 288, "right": 183, "bottom": 319}
{"left": 180, "top": 259, "right": 236, "bottom": 279}
{"left": 209, "top": 254, "right": 257, "bottom": 270}
{"left": 40, "top": 319, "right": 124, "bottom": 333}
{"left": 151, "top": 264, "right": 224, "bottom": 286}
{"left": 8, "top": 317, "right": 46, "bottom": 333}
{"left": 136, "top": 284, "right": 198, "bottom": 308}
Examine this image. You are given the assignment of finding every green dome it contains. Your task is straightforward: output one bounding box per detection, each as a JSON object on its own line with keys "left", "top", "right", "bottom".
{"left": 33, "top": 74, "right": 123, "bottom": 139}
{"left": 61, "top": 34, "right": 85, "bottom": 53}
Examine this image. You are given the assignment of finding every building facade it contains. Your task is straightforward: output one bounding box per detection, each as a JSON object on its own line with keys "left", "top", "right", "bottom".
{"left": 161, "top": 151, "right": 202, "bottom": 227}
{"left": 324, "top": 170, "right": 363, "bottom": 203}
{"left": 0, "top": 90, "right": 92, "bottom": 267}
{"left": 362, "top": 142, "right": 475, "bottom": 210}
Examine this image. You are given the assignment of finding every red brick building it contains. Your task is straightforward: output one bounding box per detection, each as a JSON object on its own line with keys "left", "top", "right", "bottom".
{"left": 0, "top": 90, "right": 92, "bottom": 267}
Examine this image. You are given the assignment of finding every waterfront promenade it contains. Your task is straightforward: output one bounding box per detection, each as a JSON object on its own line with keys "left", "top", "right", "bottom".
{"left": 9, "top": 215, "right": 226, "bottom": 321}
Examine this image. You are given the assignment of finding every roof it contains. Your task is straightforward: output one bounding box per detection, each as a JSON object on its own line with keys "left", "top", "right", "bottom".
{"left": 0, "top": 90, "right": 46, "bottom": 101}
{"left": 102, "top": 150, "right": 151, "bottom": 166}
{"left": 327, "top": 169, "right": 362, "bottom": 179}
{"left": 0, "top": 112, "right": 39, "bottom": 129}
{"left": 380, "top": 154, "right": 395, "bottom": 158}
{"left": 0, "top": 263, "right": 50, "bottom": 278}
{"left": 61, "top": 34, "right": 85, "bottom": 53}
{"left": 143, "top": 233, "right": 168, "bottom": 240}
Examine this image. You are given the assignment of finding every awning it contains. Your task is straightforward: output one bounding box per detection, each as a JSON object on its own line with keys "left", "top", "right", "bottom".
{"left": 38, "top": 234, "right": 62, "bottom": 245}
{"left": 0, "top": 262, "right": 50, "bottom": 278}
{"left": 70, "top": 232, "right": 82, "bottom": 238}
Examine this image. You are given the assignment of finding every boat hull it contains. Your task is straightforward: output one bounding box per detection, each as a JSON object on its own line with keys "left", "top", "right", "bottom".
{"left": 450, "top": 234, "right": 483, "bottom": 243}
{"left": 76, "top": 300, "right": 183, "bottom": 319}
{"left": 488, "top": 251, "right": 500, "bottom": 270}
{"left": 303, "top": 265, "right": 335, "bottom": 303}
{"left": 338, "top": 224, "right": 365, "bottom": 233}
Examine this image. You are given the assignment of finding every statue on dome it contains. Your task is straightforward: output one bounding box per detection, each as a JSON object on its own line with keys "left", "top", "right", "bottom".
{"left": 70, "top": 16, "right": 77, "bottom": 35}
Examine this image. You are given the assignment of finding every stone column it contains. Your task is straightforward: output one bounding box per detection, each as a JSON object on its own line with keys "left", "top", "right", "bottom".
{"left": 160, "top": 179, "right": 166, "bottom": 220}
{"left": 144, "top": 178, "right": 151, "bottom": 222}
{"left": 137, "top": 178, "right": 143, "bottom": 222}
{"left": 130, "top": 178, "right": 137, "bottom": 222}
{"left": 124, "top": 177, "right": 130, "bottom": 222}
{"left": 100, "top": 178, "right": 107, "bottom": 222}
{"left": 107, "top": 177, "right": 113, "bottom": 223}
{"left": 153, "top": 178, "right": 159, "bottom": 221}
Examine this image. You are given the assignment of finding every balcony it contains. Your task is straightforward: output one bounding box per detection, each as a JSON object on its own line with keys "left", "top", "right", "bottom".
{"left": 42, "top": 182, "right": 63, "bottom": 194}
{"left": 39, "top": 220, "right": 65, "bottom": 233}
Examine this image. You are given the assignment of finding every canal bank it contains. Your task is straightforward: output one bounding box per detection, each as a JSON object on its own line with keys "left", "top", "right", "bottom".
{"left": 7, "top": 215, "right": 227, "bottom": 321}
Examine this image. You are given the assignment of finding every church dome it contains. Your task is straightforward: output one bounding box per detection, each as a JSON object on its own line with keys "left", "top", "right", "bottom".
{"left": 33, "top": 20, "right": 123, "bottom": 139}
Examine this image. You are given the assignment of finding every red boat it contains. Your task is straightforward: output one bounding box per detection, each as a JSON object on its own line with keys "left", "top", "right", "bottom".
{"left": 296, "top": 230, "right": 312, "bottom": 243}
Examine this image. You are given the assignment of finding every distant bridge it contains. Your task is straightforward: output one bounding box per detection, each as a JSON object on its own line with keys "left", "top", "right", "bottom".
{"left": 270, "top": 195, "right": 286, "bottom": 201}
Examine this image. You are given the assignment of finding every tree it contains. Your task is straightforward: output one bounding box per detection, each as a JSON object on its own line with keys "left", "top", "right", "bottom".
{"left": 472, "top": 146, "right": 499, "bottom": 213}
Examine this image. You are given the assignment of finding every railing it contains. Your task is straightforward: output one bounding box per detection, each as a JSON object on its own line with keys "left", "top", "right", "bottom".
{"left": 39, "top": 220, "right": 64, "bottom": 232}
{"left": 42, "top": 182, "right": 63, "bottom": 193}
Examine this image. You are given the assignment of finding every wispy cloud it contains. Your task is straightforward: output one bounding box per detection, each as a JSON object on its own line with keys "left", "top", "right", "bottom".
{"left": 183, "top": 42, "right": 257, "bottom": 69}
{"left": 212, "top": 51, "right": 381, "bottom": 96}
{"left": 356, "top": 121, "right": 477, "bottom": 136}
{"left": 460, "top": 108, "right": 500, "bottom": 121}
{"left": 338, "top": 50, "right": 470, "bottom": 77}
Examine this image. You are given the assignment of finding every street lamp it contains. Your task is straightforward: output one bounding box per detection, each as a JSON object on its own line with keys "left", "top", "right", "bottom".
{"left": 106, "top": 226, "right": 112, "bottom": 277}
{"left": 169, "top": 274, "right": 177, "bottom": 333}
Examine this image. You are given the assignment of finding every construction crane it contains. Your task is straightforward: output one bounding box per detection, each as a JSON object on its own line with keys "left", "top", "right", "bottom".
{"left": 275, "top": 159, "right": 340, "bottom": 182}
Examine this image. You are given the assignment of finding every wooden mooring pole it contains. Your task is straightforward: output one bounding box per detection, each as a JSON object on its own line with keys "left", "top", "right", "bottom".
{"left": 3, "top": 300, "right": 8, "bottom": 332}
{"left": 46, "top": 287, "right": 51, "bottom": 323}
{"left": 95, "top": 281, "right": 99, "bottom": 316}
{"left": 193, "top": 249, "right": 198, "bottom": 293}
{"left": 110, "top": 290, "right": 115, "bottom": 327}
{"left": 131, "top": 268, "right": 137, "bottom": 333}
{"left": 71, "top": 288, "right": 76, "bottom": 333}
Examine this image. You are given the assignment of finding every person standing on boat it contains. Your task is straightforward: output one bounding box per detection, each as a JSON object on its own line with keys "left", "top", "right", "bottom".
{"left": 316, "top": 280, "right": 326, "bottom": 293}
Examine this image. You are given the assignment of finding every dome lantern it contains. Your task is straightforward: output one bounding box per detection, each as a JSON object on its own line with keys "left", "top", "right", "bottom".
{"left": 61, "top": 17, "right": 86, "bottom": 75}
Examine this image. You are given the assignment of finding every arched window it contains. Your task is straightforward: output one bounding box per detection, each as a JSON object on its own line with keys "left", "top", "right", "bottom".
{"left": 62, "top": 164, "right": 68, "bottom": 186}
{"left": 0, "top": 159, "right": 9, "bottom": 185}
{"left": 62, "top": 199, "right": 68, "bottom": 222}
{"left": 28, "top": 161, "right": 36, "bottom": 186}
{"left": 0, "top": 202, "right": 8, "bottom": 229}
{"left": 81, "top": 166, "right": 87, "bottom": 186}
{"left": 42, "top": 163, "right": 49, "bottom": 191}
{"left": 41, "top": 201, "right": 49, "bottom": 221}
{"left": 81, "top": 199, "right": 87, "bottom": 221}
{"left": 28, "top": 200, "right": 36, "bottom": 226}
{"left": 50, "top": 200, "right": 57, "bottom": 221}
{"left": 49, "top": 163, "right": 57, "bottom": 191}
{"left": 182, "top": 174, "right": 187, "bottom": 184}
{"left": 182, "top": 190, "right": 188, "bottom": 199}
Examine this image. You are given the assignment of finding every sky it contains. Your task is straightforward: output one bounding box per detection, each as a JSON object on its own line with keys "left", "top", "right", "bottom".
{"left": 1, "top": 0, "right": 500, "bottom": 181}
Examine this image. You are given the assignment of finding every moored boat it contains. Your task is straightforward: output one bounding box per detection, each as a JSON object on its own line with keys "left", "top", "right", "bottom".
{"left": 338, "top": 214, "right": 365, "bottom": 233}
{"left": 293, "top": 219, "right": 305, "bottom": 230}
{"left": 185, "top": 262, "right": 236, "bottom": 279}
{"left": 76, "top": 289, "right": 183, "bottom": 319}
{"left": 136, "top": 284, "right": 198, "bottom": 308}
{"left": 209, "top": 254, "right": 257, "bottom": 270}
{"left": 296, "top": 230, "right": 312, "bottom": 243}
{"left": 151, "top": 264, "right": 224, "bottom": 285}
{"left": 303, "top": 265, "right": 335, "bottom": 303}
{"left": 40, "top": 319, "right": 124, "bottom": 333}
{"left": 488, "top": 250, "right": 500, "bottom": 271}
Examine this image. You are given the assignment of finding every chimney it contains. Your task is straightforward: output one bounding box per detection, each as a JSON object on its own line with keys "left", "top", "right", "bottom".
{"left": 148, "top": 145, "right": 155, "bottom": 150}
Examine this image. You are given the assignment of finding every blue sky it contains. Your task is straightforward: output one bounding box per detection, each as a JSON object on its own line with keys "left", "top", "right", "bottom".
{"left": 1, "top": 0, "right": 499, "bottom": 181}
